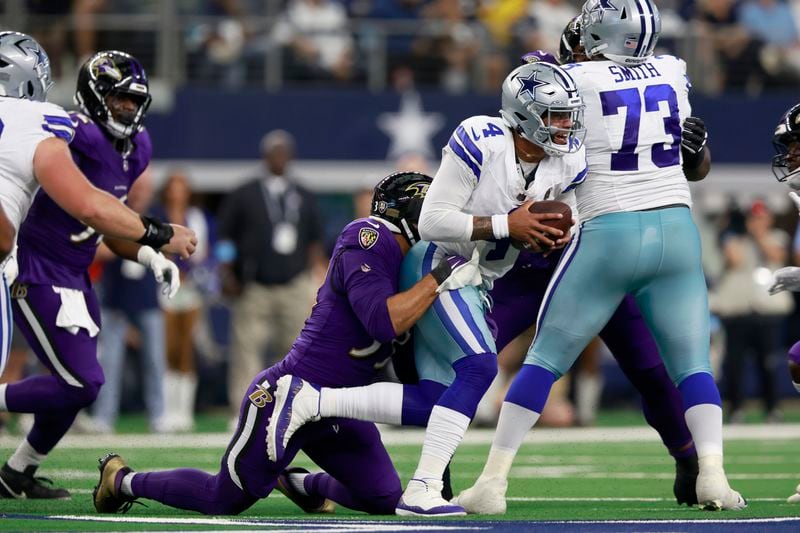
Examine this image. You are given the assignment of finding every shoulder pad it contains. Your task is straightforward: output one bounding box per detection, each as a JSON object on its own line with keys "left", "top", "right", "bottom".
{"left": 445, "top": 115, "right": 508, "bottom": 182}
{"left": 340, "top": 218, "right": 389, "bottom": 252}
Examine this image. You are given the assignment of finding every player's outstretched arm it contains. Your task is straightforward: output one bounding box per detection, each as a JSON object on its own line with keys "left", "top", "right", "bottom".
{"left": 105, "top": 237, "right": 181, "bottom": 298}
{"left": 33, "top": 138, "right": 197, "bottom": 259}
{"left": 387, "top": 253, "right": 480, "bottom": 335}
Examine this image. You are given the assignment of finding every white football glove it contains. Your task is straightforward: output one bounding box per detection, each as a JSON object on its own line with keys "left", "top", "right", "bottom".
{"left": 1, "top": 247, "right": 18, "bottom": 286}
{"left": 789, "top": 191, "right": 800, "bottom": 212}
{"left": 768, "top": 266, "right": 800, "bottom": 295}
{"left": 137, "top": 245, "right": 180, "bottom": 298}
{"left": 436, "top": 247, "right": 482, "bottom": 294}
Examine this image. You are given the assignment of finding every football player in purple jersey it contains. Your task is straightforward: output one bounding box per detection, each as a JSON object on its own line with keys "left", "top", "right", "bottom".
{"left": 0, "top": 50, "right": 190, "bottom": 500}
{"left": 763, "top": 102, "right": 800, "bottom": 503}
{"left": 92, "top": 172, "right": 482, "bottom": 516}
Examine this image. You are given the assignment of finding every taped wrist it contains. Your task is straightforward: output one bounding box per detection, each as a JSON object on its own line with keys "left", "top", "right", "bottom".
{"left": 137, "top": 215, "right": 174, "bottom": 249}
{"left": 682, "top": 145, "right": 705, "bottom": 170}
{"left": 431, "top": 259, "right": 454, "bottom": 285}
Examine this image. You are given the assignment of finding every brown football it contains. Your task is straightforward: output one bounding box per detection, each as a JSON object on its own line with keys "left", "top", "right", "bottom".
{"left": 529, "top": 200, "right": 573, "bottom": 236}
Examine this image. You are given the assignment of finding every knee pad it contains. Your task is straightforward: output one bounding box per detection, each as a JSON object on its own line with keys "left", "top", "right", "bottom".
{"left": 438, "top": 353, "right": 497, "bottom": 418}
{"left": 453, "top": 352, "right": 498, "bottom": 390}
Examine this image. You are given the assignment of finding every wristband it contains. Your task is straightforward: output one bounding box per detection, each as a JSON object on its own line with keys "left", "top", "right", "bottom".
{"left": 430, "top": 260, "right": 453, "bottom": 285}
{"left": 681, "top": 145, "right": 705, "bottom": 170}
{"left": 137, "top": 215, "right": 174, "bottom": 249}
{"left": 491, "top": 214, "right": 509, "bottom": 239}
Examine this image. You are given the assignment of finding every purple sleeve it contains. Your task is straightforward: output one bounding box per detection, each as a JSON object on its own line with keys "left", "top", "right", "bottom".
{"left": 334, "top": 247, "right": 397, "bottom": 343}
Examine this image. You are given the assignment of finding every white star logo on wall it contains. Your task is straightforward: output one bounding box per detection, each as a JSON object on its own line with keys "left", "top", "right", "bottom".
{"left": 377, "top": 91, "right": 445, "bottom": 160}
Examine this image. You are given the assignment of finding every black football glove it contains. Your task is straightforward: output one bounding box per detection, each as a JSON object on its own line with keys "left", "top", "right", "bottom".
{"left": 681, "top": 117, "right": 707, "bottom": 155}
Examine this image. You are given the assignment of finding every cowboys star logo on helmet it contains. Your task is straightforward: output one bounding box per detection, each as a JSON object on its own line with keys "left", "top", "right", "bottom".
{"left": 515, "top": 70, "right": 547, "bottom": 99}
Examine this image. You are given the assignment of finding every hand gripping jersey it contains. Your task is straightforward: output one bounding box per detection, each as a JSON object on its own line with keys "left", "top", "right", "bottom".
{"left": 273, "top": 218, "right": 403, "bottom": 387}
{"left": 562, "top": 55, "right": 693, "bottom": 220}
{"left": 17, "top": 112, "right": 152, "bottom": 290}
{"left": 423, "top": 115, "right": 587, "bottom": 287}
{"left": 0, "top": 98, "right": 75, "bottom": 233}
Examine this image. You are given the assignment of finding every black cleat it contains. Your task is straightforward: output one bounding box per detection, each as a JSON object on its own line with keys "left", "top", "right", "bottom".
{"left": 93, "top": 453, "right": 136, "bottom": 513}
{"left": 674, "top": 455, "right": 699, "bottom": 506}
{"left": 276, "top": 467, "right": 335, "bottom": 513}
{"left": 442, "top": 463, "right": 453, "bottom": 501}
{"left": 0, "top": 463, "right": 70, "bottom": 499}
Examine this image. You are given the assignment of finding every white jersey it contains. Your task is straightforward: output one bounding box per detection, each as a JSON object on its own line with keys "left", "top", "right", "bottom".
{"left": 563, "top": 55, "right": 692, "bottom": 221}
{"left": 419, "top": 115, "right": 587, "bottom": 286}
{"left": 0, "top": 97, "right": 74, "bottom": 232}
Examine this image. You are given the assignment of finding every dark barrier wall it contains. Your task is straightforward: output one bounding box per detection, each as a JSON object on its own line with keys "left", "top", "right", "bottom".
{"left": 146, "top": 87, "right": 798, "bottom": 163}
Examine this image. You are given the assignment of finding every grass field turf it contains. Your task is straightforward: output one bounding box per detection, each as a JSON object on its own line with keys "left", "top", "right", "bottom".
{"left": 2, "top": 417, "right": 800, "bottom": 531}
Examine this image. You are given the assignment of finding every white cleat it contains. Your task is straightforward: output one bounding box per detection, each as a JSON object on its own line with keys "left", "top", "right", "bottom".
{"left": 395, "top": 478, "right": 466, "bottom": 517}
{"left": 787, "top": 484, "right": 800, "bottom": 503}
{"left": 452, "top": 476, "right": 508, "bottom": 515}
{"left": 696, "top": 457, "right": 747, "bottom": 511}
{"left": 266, "top": 375, "right": 321, "bottom": 463}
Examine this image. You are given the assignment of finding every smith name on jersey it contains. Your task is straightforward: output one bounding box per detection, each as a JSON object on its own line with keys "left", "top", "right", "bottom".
{"left": 423, "top": 115, "right": 587, "bottom": 287}
{"left": 562, "top": 55, "right": 692, "bottom": 220}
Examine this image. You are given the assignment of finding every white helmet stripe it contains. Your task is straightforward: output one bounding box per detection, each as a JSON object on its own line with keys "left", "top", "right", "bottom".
{"left": 633, "top": 0, "right": 655, "bottom": 57}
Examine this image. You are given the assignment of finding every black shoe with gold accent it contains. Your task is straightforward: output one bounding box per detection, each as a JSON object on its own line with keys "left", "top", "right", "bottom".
{"left": 93, "top": 453, "right": 136, "bottom": 513}
{"left": 276, "top": 467, "right": 335, "bottom": 513}
{"left": 0, "top": 463, "right": 70, "bottom": 499}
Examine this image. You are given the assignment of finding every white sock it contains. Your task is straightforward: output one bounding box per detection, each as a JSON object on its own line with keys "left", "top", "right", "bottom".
{"left": 319, "top": 382, "right": 403, "bottom": 424}
{"left": 684, "top": 403, "right": 724, "bottom": 458}
{"left": 7, "top": 439, "right": 46, "bottom": 472}
{"left": 121, "top": 472, "right": 135, "bottom": 497}
{"left": 480, "top": 401, "right": 540, "bottom": 480}
{"left": 412, "top": 405, "right": 470, "bottom": 481}
{"left": 288, "top": 472, "right": 309, "bottom": 496}
{"left": 575, "top": 373, "right": 603, "bottom": 425}
{"left": 0, "top": 384, "right": 6, "bottom": 411}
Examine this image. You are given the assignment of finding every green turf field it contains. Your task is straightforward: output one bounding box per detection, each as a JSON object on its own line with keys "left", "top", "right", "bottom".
{"left": 1, "top": 417, "right": 799, "bottom": 531}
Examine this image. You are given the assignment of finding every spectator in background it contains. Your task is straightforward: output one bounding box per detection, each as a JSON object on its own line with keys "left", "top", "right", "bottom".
{"left": 153, "top": 170, "right": 212, "bottom": 432}
{"left": 694, "top": 0, "right": 767, "bottom": 91}
{"left": 710, "top": 200, "right": 794, "bottom": 423}
{"left": 184, "top": 0, "right": 255, "bottom": 87}
{"left": 411, "top": 0, "right": 480, "bottom": 92}
{"left": 512, "top": 0, "right": 575, "bottom": 59}
{"left": 271, "top": 0, "right": 355, "bottom": 81}
{"left": 739, "top": 0, "right": 800, "bottom": 83}
{"left": 91, "top": 170, "right": 169, "bottom": 434}
{"left": 217, "top": 129, "right": 326, "bottom": 421}
{"left": 26, "top": 1, "right": 72, "bottom": 77}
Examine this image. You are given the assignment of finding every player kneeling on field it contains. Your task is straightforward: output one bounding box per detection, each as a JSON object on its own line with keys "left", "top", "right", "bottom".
{"left": 93, "top": 172, "right": 482, "bottom": 515}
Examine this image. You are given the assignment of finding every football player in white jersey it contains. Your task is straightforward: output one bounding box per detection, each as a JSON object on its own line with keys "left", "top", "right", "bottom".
{"left": 264, "top": 60, "right": 588, "bottom": 516}
{"left": 0, "top": 32, "right": 196, "bottom": 498}
{"left": 457, "top": 0, "right": 746, "bottom": 513}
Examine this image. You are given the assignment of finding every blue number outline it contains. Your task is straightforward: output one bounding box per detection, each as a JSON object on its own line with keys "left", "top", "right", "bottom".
{"left": 598, "top": 83, "right": 681, "bottom": 171}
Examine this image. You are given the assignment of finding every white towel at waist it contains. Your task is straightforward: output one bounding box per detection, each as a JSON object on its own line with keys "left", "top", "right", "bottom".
{"left": 52, "top": 287, "right": 100, "bottom": 337}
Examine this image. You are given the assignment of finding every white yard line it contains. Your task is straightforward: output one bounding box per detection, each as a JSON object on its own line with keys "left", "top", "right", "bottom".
{"left": 3, "top": 423, "right": 799, "bottom": 450}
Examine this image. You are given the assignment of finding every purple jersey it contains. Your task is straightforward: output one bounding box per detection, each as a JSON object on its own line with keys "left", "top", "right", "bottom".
{"left": 16, "top": 113, "right": 152, "bottom": 290}
{"left": 273, "top": 218, "right": 401, "bottom": 387}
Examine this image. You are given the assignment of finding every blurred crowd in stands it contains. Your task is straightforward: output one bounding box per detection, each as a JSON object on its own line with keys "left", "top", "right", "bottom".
{"left": 15, "top": 0, "right": 800, "bottom": 93}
